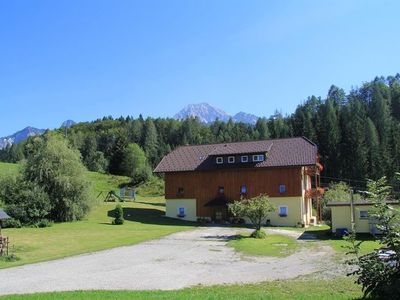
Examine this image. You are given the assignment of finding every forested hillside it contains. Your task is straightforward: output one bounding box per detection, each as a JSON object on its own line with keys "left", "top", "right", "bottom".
{"left": 1, "top": 74, "right": 400, "bottom": 189}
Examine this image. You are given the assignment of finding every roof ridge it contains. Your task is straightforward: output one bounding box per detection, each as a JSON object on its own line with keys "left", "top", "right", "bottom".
{"left": 301, "top": 136, "right": 317, "bottom": 147}
{"left": 171, "top": 136, "right": 307, "bottom": 150}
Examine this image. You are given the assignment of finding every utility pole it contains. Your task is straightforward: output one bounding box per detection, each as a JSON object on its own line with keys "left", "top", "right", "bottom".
{"left": 350, "top": 189, "right": 355, "bottom": 232}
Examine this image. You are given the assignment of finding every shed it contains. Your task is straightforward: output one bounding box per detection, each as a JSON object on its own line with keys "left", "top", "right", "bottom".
{"left": 327, "top": 200, "right": 399, "bottom": 234}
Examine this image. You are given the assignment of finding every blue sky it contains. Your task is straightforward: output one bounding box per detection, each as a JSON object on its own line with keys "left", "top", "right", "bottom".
{"left": 1, "top": 0, "right": 400, "bottom": 136}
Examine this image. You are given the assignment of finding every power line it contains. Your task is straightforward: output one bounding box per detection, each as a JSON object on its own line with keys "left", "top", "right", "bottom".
{"left": 320, "top": 175, "right": 400, "bottom": 188}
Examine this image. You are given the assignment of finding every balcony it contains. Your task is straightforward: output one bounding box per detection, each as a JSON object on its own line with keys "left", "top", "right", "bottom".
{"left": 305, "top": 163, "right": 323, "bottom": 176}
{"left": 305, "top": 187, "right": 325, "bottom": 199}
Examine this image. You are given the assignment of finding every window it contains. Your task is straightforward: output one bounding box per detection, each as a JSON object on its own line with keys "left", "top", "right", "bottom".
{"left": 252, "top": 154, "right": 265, "bottom": 162}
{"left": 279, "top": 184, "right": 286, "bottom": 194}
{"left": 177, "top": 207, "right": 185, "bottom": 217}
{"left": 177, "top": 187, "right": 184, "bottom": 196}
{"left": 218, "top": 186, "right": 225, "bottom": 194}
{"left": 240, "top": 185, "right": 247, "bottom": 194}
{"left": 360, "top": 211, "right": 369, "bottom": 219}
{"left": 228, "top": 156, "right": 235, "bottom": 163}
{"left": 279, "top": 206, "right": 288, "bottom": 217}
{"left": 216, "top": 157, "right": 223, "bottom": 164}
{"left": 241, "top": 155, "right": 248, "bottom": 163}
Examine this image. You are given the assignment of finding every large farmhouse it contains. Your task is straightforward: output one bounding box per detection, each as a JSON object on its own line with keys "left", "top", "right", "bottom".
{"left": 154, "top": 137, "right": 323, "bottom": 227}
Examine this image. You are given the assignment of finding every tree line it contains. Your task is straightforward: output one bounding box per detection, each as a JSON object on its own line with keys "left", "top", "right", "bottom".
{"left": 1, "top": 74, "right": 400, "bottom": 187}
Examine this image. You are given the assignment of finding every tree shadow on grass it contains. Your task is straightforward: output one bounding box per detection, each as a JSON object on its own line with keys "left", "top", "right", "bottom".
{"left": 202, "top": 234, "right": 241, "bottom": 241}
{"left": 299, "top": 228, "right": 377, "bottom": 242}
{"left": 107, "top": 207, "right": 196, "bottom": 227}
{"left": 134, "top": 201, "right": 165, "bottom": 208}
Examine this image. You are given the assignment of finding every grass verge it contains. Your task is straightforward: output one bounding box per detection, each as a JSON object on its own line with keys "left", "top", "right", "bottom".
{"left": 0, "top": 277, "right": 363, "bottom": 300}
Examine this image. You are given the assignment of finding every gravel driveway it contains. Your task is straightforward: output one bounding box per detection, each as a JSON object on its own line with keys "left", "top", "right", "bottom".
{"left": 0, "top": 227, "right": 335, "bottom": 295}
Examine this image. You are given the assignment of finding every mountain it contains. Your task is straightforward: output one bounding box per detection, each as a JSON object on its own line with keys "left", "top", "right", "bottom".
{"left": 174, "top": 103, "right": 231, "bottom": 123}
{"left": 61, "top": 120, "right": 76, "bottom": 128}
{"left": 174, "top": 103, "right": 258, "bottom": 124}
{"left": 232, "top": 112, "right": 258, "bottom": 125}
{"left": 0, "top": 126, "right": 46, "bottom": 149}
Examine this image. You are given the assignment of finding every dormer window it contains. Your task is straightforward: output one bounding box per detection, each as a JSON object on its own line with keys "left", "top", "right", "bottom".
{"left": 241, "top": 155, "right": 248, "bottom": 163}
{"left": 216, "top": 157, "right": 223, "bottom": 164}
{"left": 252, "top": 154, "right": 265, "bottom": 162}
{"left": 228, "top": 156, "right": 235, "bottom": 163}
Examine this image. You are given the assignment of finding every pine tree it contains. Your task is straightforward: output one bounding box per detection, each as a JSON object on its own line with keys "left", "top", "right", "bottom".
{"left": 365, "top": 118, "right": 382, "bottom": 178}
{"left": 142, "top": 118, "right": 159, "bottom": 167}
{"left": 318, "top": 100, "right": 340, "bottom": 177}
{"left": 255, "top": 118, "right": 270, "bottom": 139}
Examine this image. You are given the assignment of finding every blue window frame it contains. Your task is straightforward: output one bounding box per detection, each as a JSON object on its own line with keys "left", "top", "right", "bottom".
{"left": 178, "top": 207, "right": 185, "bottom": 217}
{"left": 241, "top": 155, "right": 248, "bottom": 163}
{"left": 252, "top": 154, "right": 265, "bottom": 162}
{"left": 279, "top": 184, "right": 286, "bottom": 193}
{"left": 240, "top": 185, "right": 247, "bottom": 194}
{"left": 279, "top": 206, "right": 288, "bottom": 217}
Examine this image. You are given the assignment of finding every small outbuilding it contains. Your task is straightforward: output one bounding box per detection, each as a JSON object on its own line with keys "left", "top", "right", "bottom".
{"left": 327, "top": 200, "right": 399, "bottom": 234}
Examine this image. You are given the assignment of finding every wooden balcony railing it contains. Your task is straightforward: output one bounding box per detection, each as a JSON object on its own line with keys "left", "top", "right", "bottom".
{"left": 305, "top": 187, "right": 325, "bottom": 199}
{"left": 305, "top": 163, "right": 323, "bottom": 176}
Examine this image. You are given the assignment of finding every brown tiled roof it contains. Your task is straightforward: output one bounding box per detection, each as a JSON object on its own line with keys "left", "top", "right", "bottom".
{"left": 154, "top": 137, "right": 318, "bottom": 173}
{"left": 209, "top": 140, "right": 273, "bottom": 155}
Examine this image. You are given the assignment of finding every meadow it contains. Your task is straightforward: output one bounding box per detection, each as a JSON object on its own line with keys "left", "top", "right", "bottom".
{"left": 0, "top": 162, "right": 195, "bottom": 269}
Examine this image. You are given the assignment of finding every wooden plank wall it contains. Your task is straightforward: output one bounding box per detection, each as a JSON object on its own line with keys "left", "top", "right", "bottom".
{"left": 165, "top": 167, "right": 302, "bottom": 217}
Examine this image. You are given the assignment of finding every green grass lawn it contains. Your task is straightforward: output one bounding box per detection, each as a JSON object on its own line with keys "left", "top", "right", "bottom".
{"left": 0, "top": 162, "right": 195, "bottom": 269}
{"left": 268, "top": 224, "right": 381, "bottom": 256}
{"left": 228, "top": 234, "right": 299, "bottom": 257}
{"left": 1, "top": 197, "right": 195, "bottom": 269}
{"left": 299, "top": 227, "right": 381, "bottom": 256}
{"left": 0, "top": 162, "right": 20, "bottom": 179}
{"left": 1, "top": 277, "right": 363, "bottom": 300}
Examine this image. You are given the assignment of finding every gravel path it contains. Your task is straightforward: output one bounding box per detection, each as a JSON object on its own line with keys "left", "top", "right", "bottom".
{"left": 0, "top": 227, "right": 336, "bottom": 296}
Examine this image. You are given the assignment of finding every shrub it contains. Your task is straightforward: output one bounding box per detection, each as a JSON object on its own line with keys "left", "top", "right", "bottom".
{"left": 112, "top": 204, "right": 124, "bottom": 225}
{"left": 3, "top": 218, "right": 22, "bottom": 228}
{"left": 0, "top": 254, "right": 20, "bottom": 262}
{"left": 0, "top": 176, "right": 52, "bottom": 225}
{"left": 251, "top": 229, "right": 267, "bottom": 239}
{"left": 36, "top": 219, "right": 54, "bottom": 228}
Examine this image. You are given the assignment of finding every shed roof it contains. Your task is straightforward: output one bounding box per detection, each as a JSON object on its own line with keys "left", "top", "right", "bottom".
{"left": 327, "top": 200, "right": 399, "bottom": 207}
{"left": 0, "top": 209, "right": 11, "bottom": 220}
{"left": 154, "top": 137, "right": 318, "bottom": 173}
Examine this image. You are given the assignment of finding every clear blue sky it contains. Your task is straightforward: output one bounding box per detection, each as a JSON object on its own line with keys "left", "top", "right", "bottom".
{"left": 1, "top": 0, "right": 400, "bottom": 136}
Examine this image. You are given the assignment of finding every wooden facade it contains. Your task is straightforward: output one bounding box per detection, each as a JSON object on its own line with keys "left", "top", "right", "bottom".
{"left": 165, "top": 167, "right": 303, "bottom": 217}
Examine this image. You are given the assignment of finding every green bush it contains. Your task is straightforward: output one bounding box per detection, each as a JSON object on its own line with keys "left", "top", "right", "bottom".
{"left": 0, "top": 254, "right": 20, "bottom": 262}
{"left": 36, "top": 219, "right": 54, "bottom": 228}
{"left": 3, "top": 218, "right": 22, "bottom": 228}
{"left": 112, "top": 204, "right": 124, "bottom": 225}
{"left": 251, "top": 229, "right": 267, "bottom": 239}
{"left": 0, "top": 176, "right": 51, "bottom": 225}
